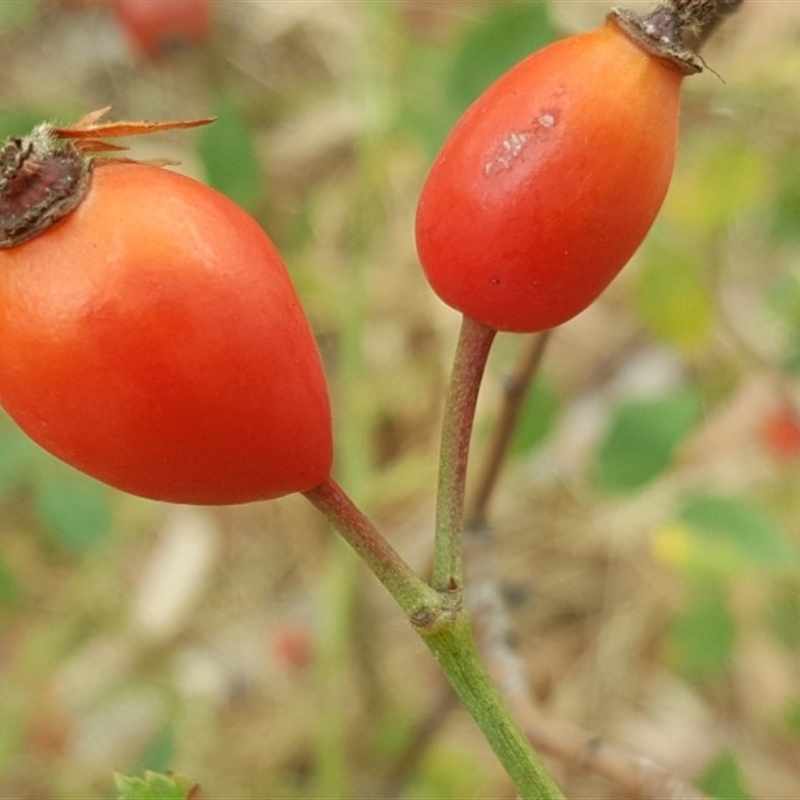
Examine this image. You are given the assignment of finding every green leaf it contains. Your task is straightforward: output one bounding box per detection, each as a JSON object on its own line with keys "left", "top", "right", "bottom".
{"left": 34, "top": 468, "right": 113, "bottom": 555}
{"left": 664, "top": 135, "right": 768, "bottom": 235}
{"left": 593, "top": 390, "right": 701, "bottom": 493}
{"left": 396, "top": 40, "right": 455, "bottom": 159}
{"left": 764, "top": 273, "right": 800, "bottom": 322}
{"left": 782, "top": 330, "right": 800, "bottom": 375}
{"left": 0, "top": 554, "right": 21, "bottom": 607}
{"left": 771, "top": 146, "right": 800, "bottom": 243}
{"left": 198, "top": 95, "right": 263, "bottom": 211}
{"left": 0, "top": 0, "right": 37, "bottom": 33}
{"left": 510, "top": 376, "right": 559, "bottom": 456}
{"left": 0, "top": 419, "right": 41, "bottom": 499}
{"left": 698, "top": 752, "right": 752, "bottom": 800}
{"left": 667, "top": 585, "right": 735, "bottom": 680}
{"left": 446, "top": 2, "right": 558, "bottom": 113}
{"left": 634, "top": 241, "right": 714, "bottom": 351}
{"left": 767, "top": 583, "right": 800, "bottom": 650}
{"left": 115, "top": 771, "right": 198, "bottom": 800}
{"left": 0, "top": 108, "right": 53, "bottom": 141}
{"left": 762, "top": 275, "right": 800, "bottom": 373}
{"left": 407, "top": 740, "right": 492, "bottom": 800}
{"left": 677, "top": 494, "right": 798, "bottom": 574}
{"left": 784, "top": 698, "right": 800, "bottom": 738}
{"left": 134, "top": 724, "right": 177, "bottom": 774}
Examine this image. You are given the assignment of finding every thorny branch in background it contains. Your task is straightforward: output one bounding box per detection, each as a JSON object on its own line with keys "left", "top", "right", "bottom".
{"left": 462, "top": 523, "right": 711, "bottom": 800}
{"left": 467, "top": 330, "right": 553, "bottom": 528}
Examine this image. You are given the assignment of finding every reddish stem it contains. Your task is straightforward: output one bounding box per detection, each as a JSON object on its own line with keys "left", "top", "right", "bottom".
{"left": 304, "top": 477, "right": 443, "bottom": 623}
{"left": 433, "top": 316, "right": 497, "bottom": 593}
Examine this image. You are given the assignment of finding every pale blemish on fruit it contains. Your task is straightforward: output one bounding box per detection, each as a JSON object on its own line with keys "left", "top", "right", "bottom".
{"left": 483, "top": 131, "right": 532, "bottom": 176}
{"left": 482, "top": 109, "right": 559, "bottom": 177}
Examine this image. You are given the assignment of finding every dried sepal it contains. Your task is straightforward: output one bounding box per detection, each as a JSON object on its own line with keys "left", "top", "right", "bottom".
{"left": 72, "top": 140, "right": 129, "bottom": 154}
{"left": 51, "top": 106, "right": 215, "bottom": 154}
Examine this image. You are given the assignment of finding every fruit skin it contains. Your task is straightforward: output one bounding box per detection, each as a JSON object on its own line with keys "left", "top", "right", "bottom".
{"left": 0, "top": 163, "right": 332, "bottom": 505}
{"left": 112, "top": 0, "right": 211, "bottom": 57}
{"left": 416, "top": 19, "right": 685, "bottom": 333}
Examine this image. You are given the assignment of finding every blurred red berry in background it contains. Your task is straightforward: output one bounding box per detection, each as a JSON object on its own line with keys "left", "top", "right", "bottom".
{"left": 761, "top": 405, "right": 800, "bottom": 461}
{"left": 112, "top": 0, "right": 211, "bottom": 58}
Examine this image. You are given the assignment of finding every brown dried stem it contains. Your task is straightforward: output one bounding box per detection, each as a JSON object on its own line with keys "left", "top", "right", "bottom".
{"left": 467, "top": 330, "right": 553, "bottom": 528}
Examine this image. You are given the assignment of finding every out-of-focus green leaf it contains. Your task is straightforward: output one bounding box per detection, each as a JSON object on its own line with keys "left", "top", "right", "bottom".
{"left": 781, "top": 331, "right": 800, "bottom": 375}
{"left": 0, "top": 555, "right": 21, "bottom": 607}
{"left": 675, "top": 494, "right": 798, "bottom": 574}
{"left": 768, "top": 583, "right": 800, "bottom": 649}
{"left": 115, "top": 771, "right": 197, "bottom": 800}
{"left": 664, "top": 136, "right": 768, "bottom": 234}
{"left": 634, "top": 241, "right": 714, "bottom": 351}
{"left": 771, "top": 146, "right": 800, "bottom": 243}
{"left": 0, "top": 1, "right": 37, "bottom": 33}
{"left": 593, "top": 389, "right": 701, "bottom": 493}
{"left": 372, "top": 712, "right": 416, "bottom": 760}
{"left": 134, "top": 723, "right": 177, "bottom": 774}
{"left": 762, "top": 274, "right": 800, "bottom": 374}
{"left": 698, "top": 752, "right": 752, "bottom": 800}
{"left": 0, "top": 420, "right": 40, "bottom": 500}
{"left": 446, "top": 2, "right": 558, "bottom": 113}
{"left": 785, "top": 699, "right": 800, "bottom": 738}
{"left": 0, "top": 109, "right": 53, "bottom": 141}
{"left": 399, "top": 3, "right": 558, "bottom": 160}
{"left": 667, "top": 585, "right": 735, "bottom": 680}
{"left": 396, "top": 40, "right": 455, "bottom": 159}
{"left": 510, "top": 376, "right": 560, "bottom": 456}
{"left": 407, "top": 740, "right": 491, "bottom": 800}
{"left": 198, "top": 95, "right": 262, "bottom": 212}
{"left": 765, "top": 273, "right": 800, "bottom": 321}
{"left": 34, "top": 469, "right": 113, "bottom": 555}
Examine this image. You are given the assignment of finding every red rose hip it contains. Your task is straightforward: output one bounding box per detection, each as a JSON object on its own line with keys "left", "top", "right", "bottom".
{"left": 0, "top": 154, "right": 332, "bottom": 505}
{"left": 416, "top": 15, "right": 693, "bottom": 333}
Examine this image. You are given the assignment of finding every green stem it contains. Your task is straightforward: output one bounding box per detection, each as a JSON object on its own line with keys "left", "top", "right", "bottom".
{"left": 419, "top": 612, "right": 564, "bottom": 800}
{"left": 304, "top": 477, "right": 565, "bottom": 799}
{"left": 433, "top": 315, "right": 497, "bottom": 593}
{"left": 305, "top": 312, "right": 563, "bottom": 796}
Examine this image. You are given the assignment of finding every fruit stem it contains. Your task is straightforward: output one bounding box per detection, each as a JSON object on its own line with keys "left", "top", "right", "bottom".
{"left": 417, "top": 611, "right": 565, "bottom": 799}
{"left": 433, "top": 315, "right": 497, "bottom": 594}
{"left": 304, "top": 477, "right": 444, "bottom": 622}
{"left": 305, "top": 477, "right": 565, "bottom": 799}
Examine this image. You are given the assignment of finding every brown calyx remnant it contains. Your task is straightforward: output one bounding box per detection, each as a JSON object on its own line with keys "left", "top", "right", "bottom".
{"left": 0, "top": 128, "right": 91, "bottom": 249}
{"left": 0, "top": 107, "right": 214, "bottom": 250}
{"left": 608, "top": 0, "right": 745, "bottom": 74}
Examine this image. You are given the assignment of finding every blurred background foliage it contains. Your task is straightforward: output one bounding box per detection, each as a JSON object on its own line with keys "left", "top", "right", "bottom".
{"left": 0, "top": 1, "right": 799, "bottom": 798}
